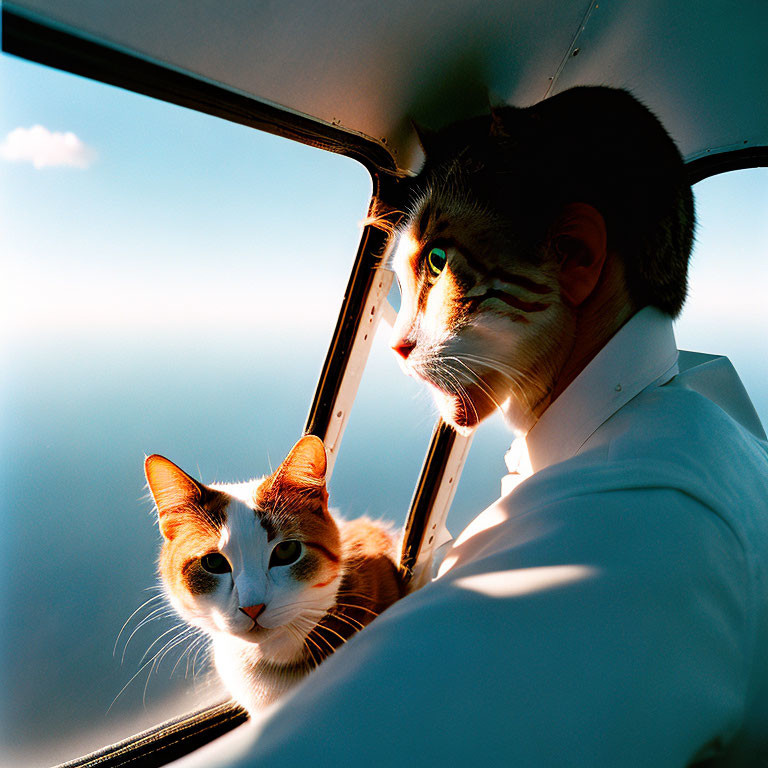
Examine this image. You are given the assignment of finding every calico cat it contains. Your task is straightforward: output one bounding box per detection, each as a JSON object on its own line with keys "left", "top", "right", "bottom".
{"left": 385, "top": 87, "right": 692, "bottom": 436}
{"left": 144, "top": 435, "right": 403, "bottom": 712}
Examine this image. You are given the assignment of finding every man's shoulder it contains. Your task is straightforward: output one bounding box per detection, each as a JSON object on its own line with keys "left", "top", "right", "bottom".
{"left": 604, "top": 380, "right": 765, "bottom": 485}
{"left": 598, "top": 380, "right": 767, "bottom": 467}
{"left": 504, "top": 380, "right": 768, "bottom": 551}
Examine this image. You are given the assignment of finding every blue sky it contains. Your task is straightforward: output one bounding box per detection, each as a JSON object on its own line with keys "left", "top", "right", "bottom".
{"left": 2, "top": 47, "right": 766, "bottom": 432}
{"left": 0, "top": 52, "right": 372, "bottom": 348}
{"left": 2, "top": 49, "right": 766, "bottom": 347}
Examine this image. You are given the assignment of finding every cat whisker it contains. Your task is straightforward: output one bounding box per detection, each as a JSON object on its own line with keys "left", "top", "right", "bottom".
{"left": 144, "top": 631, "right": 195, "bottom": 706}
{"left": 191, "top": 640, "right": 208, "bottom": 683}
{"left": 108, "top": 660, "right": 154, "bottom": 714}
{"left": 457, "top": 351, "right": 543, "bottom": 393}
{"left": 328, "top": 612, "right": 366, "bottom": 632}
{"left": 170, "top": 630, "right": 204, "bottom": 678}
{"left": 444, "top": 359, "right": 478, "bottom": 414}
{"left": 120, "top": 606, "right": 176, "bottom": 665}
{"left": 436, "top": 362, "right": 481, "bottom": 425}
{"left": 452, "top": 352, "right": 540, "bottom": 413}
{"left": 110, "top": 619, "right": 198, "bottom": 713}
{"left": 334, "top": 588, "right": 378, "bottom": 598}
{"left": 138, "top": 623, "right": 186, "bottom": 667}
{"left": 333, "top": 591, "right": 380, "bottom": 604}
{"left": 177, "top": 638, "right": 196, "bottom": 680}
{"left": 114, "top": 594, "right": 165, "bottom": 657}
{"left": 330, "top": 606, "right": 367, "bottom": 624}
{"left": 290, "top": 615, "right": 326, "bottom": 640}
{"left": 307, "top": 627, "right": 337, "bottom": 654}
{"left": 266, "top": 605, "right": 325, "bottom": 625}
{"left": 459, "top": 358, "right": 531, "bottom": 395}
{"left": 149, "top": 628, "right": 196, "bottom": 681}
{"left": 158, "top": 627, "right": 198, "bottom": 676}
{"left": 186, "top": 637, "right": 208, "bottom": 680}
{"left": 269, "top": 600, "right": 327, "bottom": 614}
{"left": 108, "top": 635, "right": 178, "bottom": 716}
{"left": 447, "top": 357, "right": 508, "bottom": 421}
{"left": 284, "top": 623, "right": 319, "bottom": 669}
{"left": 312, "top": 622, "right": 348, "bottom": 647}
{"left": 301, "top": 630, "right": 326, "bottom": 666}
{"left": 334, "top": 602, "right": 381, "bottom": 619}
{"left": 184, "top": 641, "right": 198, "bottom": 679}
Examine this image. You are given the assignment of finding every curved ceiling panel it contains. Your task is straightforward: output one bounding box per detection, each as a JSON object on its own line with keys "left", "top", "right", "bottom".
{"left": 6, "top": 0, "right": 767, "bottom": 173}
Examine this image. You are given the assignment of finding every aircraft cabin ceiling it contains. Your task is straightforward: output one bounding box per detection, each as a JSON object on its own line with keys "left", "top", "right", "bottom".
{"left": 5, "top": 0, "right": 768, "bottom": 175}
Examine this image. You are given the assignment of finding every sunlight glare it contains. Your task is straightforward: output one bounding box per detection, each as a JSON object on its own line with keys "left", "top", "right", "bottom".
{"left": 454, "top": 565, "right": 599, "bottom": 598}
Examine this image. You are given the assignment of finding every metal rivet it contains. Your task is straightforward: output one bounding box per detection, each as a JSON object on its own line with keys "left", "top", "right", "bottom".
{"left": 615, "top": 384, "right": 622, "bottom": 392}
{"left": 572, "top": 47, "right": 580, "bottom": 57}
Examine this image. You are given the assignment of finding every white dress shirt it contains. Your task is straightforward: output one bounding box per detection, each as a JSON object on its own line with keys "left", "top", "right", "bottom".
{"left": 182, "top": 307, "right": 768, "bottom": 768}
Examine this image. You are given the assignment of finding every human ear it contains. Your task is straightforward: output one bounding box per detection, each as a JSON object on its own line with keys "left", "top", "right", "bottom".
{"left": 552, "top": 203, "right": 607, "bottom": 307}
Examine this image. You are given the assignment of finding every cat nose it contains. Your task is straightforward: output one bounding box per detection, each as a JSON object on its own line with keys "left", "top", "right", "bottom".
{"left": 392, "top": 340, "right": 416, "bottom": 360}
{"left": 240, "top": 604, "right": 265, "bottom": 622}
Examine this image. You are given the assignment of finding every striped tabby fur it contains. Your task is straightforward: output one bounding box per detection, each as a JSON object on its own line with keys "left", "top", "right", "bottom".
{"left": 145, "top": 436, "right": 403, "bottom": 712}
{"left": 386, "top": 87, "right": 693, "bottom": 435}
{"left": 388, "top": 192, "right": 571, "bottom": 435}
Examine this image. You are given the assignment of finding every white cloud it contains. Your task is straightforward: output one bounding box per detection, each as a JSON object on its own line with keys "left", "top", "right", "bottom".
{"left": 0, "top": 125, "right": 96, "bottom": 169}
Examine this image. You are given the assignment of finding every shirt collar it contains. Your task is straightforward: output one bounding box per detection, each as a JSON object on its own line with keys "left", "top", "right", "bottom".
{"left": 524, "top": 306, "right": 679, "bottom": 473}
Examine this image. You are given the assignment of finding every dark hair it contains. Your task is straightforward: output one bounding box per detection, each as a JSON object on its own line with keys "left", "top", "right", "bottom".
{"left": 413, "top": 86, "right": 694, "bottom": 316}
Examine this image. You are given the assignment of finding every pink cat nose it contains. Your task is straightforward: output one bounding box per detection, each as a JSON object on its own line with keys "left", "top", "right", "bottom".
{"left": 393, "top": 340, "right": 416, "bottom": 360}
{"left": 240, "top": 604, "right": 265, "bottom": 622}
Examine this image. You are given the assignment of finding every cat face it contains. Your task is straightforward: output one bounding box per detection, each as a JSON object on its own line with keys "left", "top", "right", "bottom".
{"left": 389, "top": 180, "right": 573, "bottom": 435}
{"left": 145, "top": 436, "right": 341, "bottom": 665}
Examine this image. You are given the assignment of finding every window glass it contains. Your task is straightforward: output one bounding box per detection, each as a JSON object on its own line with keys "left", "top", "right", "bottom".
{"left": 330, "top": 321, "right": 435, "bottom": 527}
{"left": 0, "top": 54, "right": 371, "bottom": 766}
{"left": 676, "top": 168, "right": 768, "bottom": 428}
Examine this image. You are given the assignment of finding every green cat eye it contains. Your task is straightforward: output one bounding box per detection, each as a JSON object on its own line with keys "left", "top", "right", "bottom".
{"left": 269, "top": 540, "right": 302, "bottom": 568}
{"left": 200, "top": 552, "right": 231, "bottom": 574}
{"left": 426, "top": 246, "right": 447, "bottom": 279}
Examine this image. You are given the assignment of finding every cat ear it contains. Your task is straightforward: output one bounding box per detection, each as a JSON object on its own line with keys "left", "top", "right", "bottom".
{"left": 489, "top": 105, "right": 511, "bottom": 138}
{"left": 144, "top": 454, "right": 203, "bottom": 539}
{"left": 411, "top": 120, "right": 437, "bottom": 156}
{"left": 276, "top": 435, "right": 327, "bottom": 492}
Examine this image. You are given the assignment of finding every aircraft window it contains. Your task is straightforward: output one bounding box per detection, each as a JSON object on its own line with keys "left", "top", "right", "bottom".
{"left": 329, "top": 320, "right": 434, "bottom": 529}
{"left": 676, "top": 168, "right": 768, "bottom": 428}
{"left": 0, "top": 55, "right": 371, "bottom": 766}
{"left": 3, "top": 45, "right": 766, "bottom": 767}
